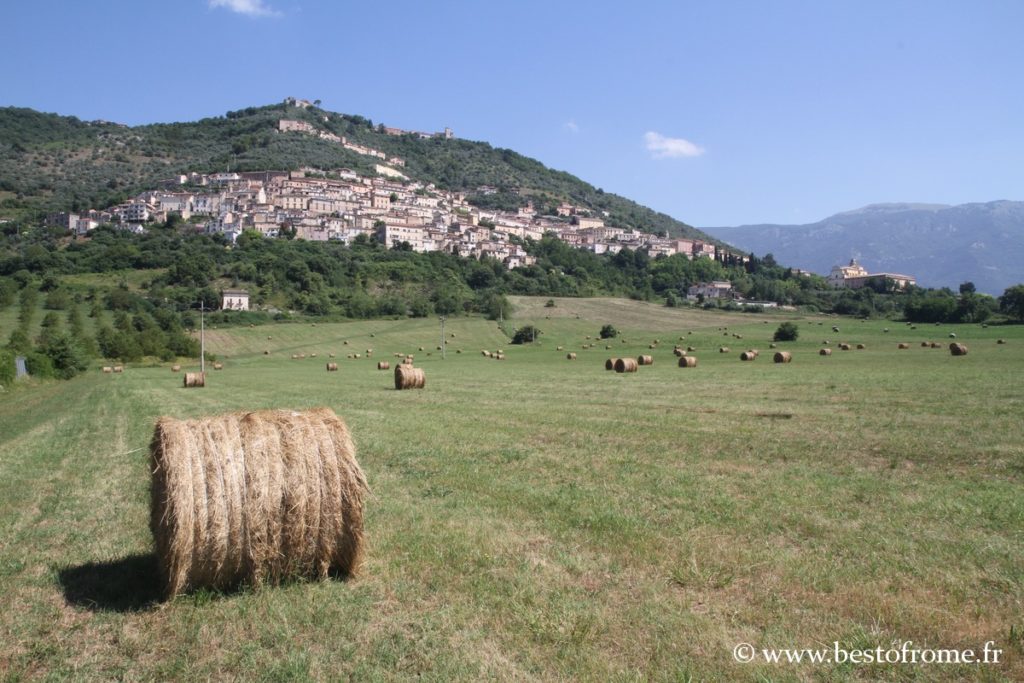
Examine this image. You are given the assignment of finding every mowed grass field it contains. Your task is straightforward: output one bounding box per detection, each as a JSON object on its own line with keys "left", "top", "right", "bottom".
{"left": 0, "top": 297, "right": 1022, "bottom": 681}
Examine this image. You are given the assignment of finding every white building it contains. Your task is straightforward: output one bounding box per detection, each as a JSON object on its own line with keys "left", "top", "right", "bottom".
{"left": 221, "top": 289, "right": 250, "bottom": 311}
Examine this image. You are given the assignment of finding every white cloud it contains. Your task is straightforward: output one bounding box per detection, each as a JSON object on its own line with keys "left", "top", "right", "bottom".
{"left": 209, "top": 0, "right": 280, "bottom": 17}
{"left": 563, "top": 120, "right": 580, "bottom": 134}
{"left": 644, "top": 131, "right": 704, "bottom": 159}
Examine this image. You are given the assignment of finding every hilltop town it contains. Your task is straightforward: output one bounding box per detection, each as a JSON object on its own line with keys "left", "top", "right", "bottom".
{"left": 47, "top": 167, "right": 732, "bottom": 272}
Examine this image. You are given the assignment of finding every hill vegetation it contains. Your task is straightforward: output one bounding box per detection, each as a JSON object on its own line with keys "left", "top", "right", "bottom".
{"left": 0, "top": 102, "right": 706, "bottom": 240}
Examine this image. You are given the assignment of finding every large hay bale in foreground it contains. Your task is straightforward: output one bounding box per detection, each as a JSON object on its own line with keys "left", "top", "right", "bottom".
{"left": 819, "top": 348, "right": 832, "bottom": 356}
{"left": 149, "top": 407, "right": 367, "bottom": 598}
{"left": 949, "top": 342, "right": 969, "bottom": 356}
{"left": 394, "top": 364, "right": 426, "bottom": 390}
{"left": 377, "top": 361, "right": 390, "bottom": 370}
{"left": 637, "top": 355, "right": 654, "bottom": 366}
{"left": 326, "top": 362, "right": 338, "bottom": 372}
{"left": 678, "top": 356, "right": 697, "bottom": 368}
{"left": 183, "top": 372, "right": 205, "bottom": 388}
{"left": 773, "top": 351, "right": 792, "bottom": 363}
{"left": 614, "top": 358, "right": 638, "bottom": 373}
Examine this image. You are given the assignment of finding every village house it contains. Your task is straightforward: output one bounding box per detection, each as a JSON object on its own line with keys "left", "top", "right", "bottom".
{"left": 828, "top": 259, "right": 916, "bottom": 290}
{"left": 687, "top": 281, "right": 735, "bottom": 301}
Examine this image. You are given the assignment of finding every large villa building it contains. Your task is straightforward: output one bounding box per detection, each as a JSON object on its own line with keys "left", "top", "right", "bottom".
{"left": 827, "top": 259, "right": 916, "bottom": 290}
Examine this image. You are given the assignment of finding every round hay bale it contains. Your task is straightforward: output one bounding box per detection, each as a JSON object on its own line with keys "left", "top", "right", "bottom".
{"left": 897, "top": 343, "right": 910, "bottom": 349}
{"left": 566, "top": 353, "right": 577, "bottom": 360}
{"left": 832, "top": 326, "right": 840, "bottom": 332}
{"left": 366, "top": 349, "right": 373, "bottom": 354}
{"left": 997, "top": 339, "right": 1006, "bottom": 344}
{"left": 481, "top": 350, "right": 489, "bottom": 356}
{"left": 949, "top": 333, "right": 957, "bottom": 339}
{"left": 649, "top": 344, "right": 657, "bottom": 349}
{"left": 819, "top": 348, "right": 832, "bottom": 356}
{"left": 267, "top": 336, "right": 273, "bottom": 340}
{"left": 183, "top": 372, "right": 205, "bottom": 388}
{"left": 556, "top": 346, "right": 564, "bottom": 351}
{"left": 839, "top": 343, "right": 851, "bottom": 351}
{"left": 614, "top": 358, "right": 639, "bottom": 373}
{"left": 769, "top": 343, "right": 777, "bottom": 349}
{"left": 822, "top": 340, "right": 830, "bottom": 345}
{"left": 418, "top": 347, "right": 424, "bottom": 352}
{"left": 456, "top": 349, "right": 462, "bottom": 353}
{"left": 949, "top": 342, "right": 969, "bottom": 356}
{"left": 673, "top": 348, "right": 684, "bottom": 357}
{"left": 354, "top": 354, "right": 361, "bottom": 359}
{"left": 883, "top": 328, "right": 890, "bottom": 333}
{"left": 653, "top": 339, "right": 660, "bottom": 344}
{"left": 606, "top": 345, "right": 612, "bottom": 350}
{"left": 377, "top": 361, "right": 390, "bottom": 370}
{"left": 773, "top": 351, "right": 792, "bottom": 363}
{"left": 740, "top": 351, "right": 756, "bottom": 361}
{"left": 299, "top": 354, "right": 307, "bottom": 359}
{"left": 930, "top": 342, "right": 941, "bottom": 349}
{"left": 310, "top": 353, "right": 318, "bottom": 359}
{"left": 326, "top": 362, "right": 339, "bottom": 372}
{"left": 856, "top": 343, "right": 866, "bottom": 349}
{"left": 719, "top": 347, "right": 729, "bottom": 353}
{"left": 394, "top": 364, "right": 426, "bottom": 390}
{"left": 343, "top": 340, "right": 349, "bottom": 345}
{"left": 102, "top": 366, "right": 113, "bottom": 373}
{"left": 637, "top": 355, "right": 654, "bottom": 366}
{"left": 678, "top": 356, "right": 697, "bottom": 368}
{"left": 329, "top": 353, "right": 335, "bottom": 358}
{"left": 264, "top": 350, "right": 270, "bottom": 355}
{"left": 496, "top": 349, "right": 504, "bottom": 354}
{"left": 921, "top": 342, "right": 930, "bottom": 347}
{"left": 171, "top": 365, "right": 181, "bottom": 373}
{"left": 213, "top": 363, "right": 224, "bottom": 370}
{"left": 292, "top": 354, "right": 299, "bottom": 360}
{"left": 495, "top": 354, "right": 505, "bottom": 360}
{"left": 149, "top": 407, "right": 367, "bottom": 598}
{"left": 403, "top": 356, "right": 414, "bottom": 365}
{"left": 113, "top": 366, "right": 124, "bottom": 373}
{"left": 605, "top": 358, "right": 618, "bottom": 370}
{"left": 687, "top": 346, "right": 696, "bottom": 352}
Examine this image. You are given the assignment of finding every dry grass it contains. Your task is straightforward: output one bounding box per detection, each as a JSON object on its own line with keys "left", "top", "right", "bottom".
{"left": 150, "top": 408, "right": 368, "bottom": 598}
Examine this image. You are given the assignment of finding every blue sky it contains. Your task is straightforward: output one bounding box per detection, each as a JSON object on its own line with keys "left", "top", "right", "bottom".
{"left": 2, "top": 1, "right": 1021, "bottom": 226}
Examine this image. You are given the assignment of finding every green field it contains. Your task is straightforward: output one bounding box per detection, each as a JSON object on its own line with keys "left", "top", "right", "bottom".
{"left": 1, "top": 298, "right": 1021, "bottom": 681}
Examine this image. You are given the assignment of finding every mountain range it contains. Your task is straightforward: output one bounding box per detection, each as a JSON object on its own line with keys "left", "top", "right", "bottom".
{"left": 705, "top": 201, "right": 1024, "bottom": 295}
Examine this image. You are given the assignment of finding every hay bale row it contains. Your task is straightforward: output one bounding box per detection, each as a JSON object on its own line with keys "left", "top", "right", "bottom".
{"left": 949, "top": 342, "right": 969, "bottom": 356}
{"left": 377, "top": 361, "right": 390, "bottom": 370}
{"left": 326, "top": 362, "right": 338, "bottom": 372}
{"left": 637, "top": 355, "right": 654, "bottom": 366}
{"left": 614, "top": 358, "right": 638, "bottom": 373}
{"left": 773, "top": 351, "right": 792, "bottom": 363}
{"left": 394, "top": 364, "right": 426, "bottom": 390}
{"left": 678, "top": 355, "right": 697, "bottom": 368}
{"left": 183, "top": 372, "right": 205, "bottom": 388}
{"left": 819, "top": 348, "right": 832, "bottom": 356}
{"left": 149, "top": 407, "right": 368, "bottom": 598}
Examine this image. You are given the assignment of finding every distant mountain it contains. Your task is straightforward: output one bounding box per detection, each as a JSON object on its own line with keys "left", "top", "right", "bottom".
{"left": 705, "top": 201, "right": 1024, "bottom": 295}
{"left": 0, "top": 103, "right": 718, "bottom": 243}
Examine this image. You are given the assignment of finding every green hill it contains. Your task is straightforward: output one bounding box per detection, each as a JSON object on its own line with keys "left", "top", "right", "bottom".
{"left": 0, "top": 102, "right": 710, "bottom": 241}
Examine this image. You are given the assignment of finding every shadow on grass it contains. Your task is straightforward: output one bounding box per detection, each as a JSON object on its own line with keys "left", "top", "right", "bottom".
{"left": 57, "top": 553, "right": 162, "bottom": 612}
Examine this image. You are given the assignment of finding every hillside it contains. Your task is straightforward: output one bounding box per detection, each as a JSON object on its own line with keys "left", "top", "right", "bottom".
{"left": 705, "top": 201, "right": 1024, "bottom": 294}
{"left": 0, "top": 102, "right": 713, "bottom": 242}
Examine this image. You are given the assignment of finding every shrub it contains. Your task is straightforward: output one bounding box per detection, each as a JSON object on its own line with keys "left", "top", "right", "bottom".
{"left": 774, "top": 322, "right": 799, "bottom": 342}
{"left": 511, "top": 325, "right": 541, "bottom": 344}
{"left": 599, "top": 324, "right": 618, "bottom": 339}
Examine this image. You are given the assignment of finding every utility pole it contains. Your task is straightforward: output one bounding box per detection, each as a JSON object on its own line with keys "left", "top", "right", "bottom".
{"left": 200, "top": 300, "right": 206, "bottom": 374}
{"left": 439, "top": 315, "right": 446, "bottom": 360}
